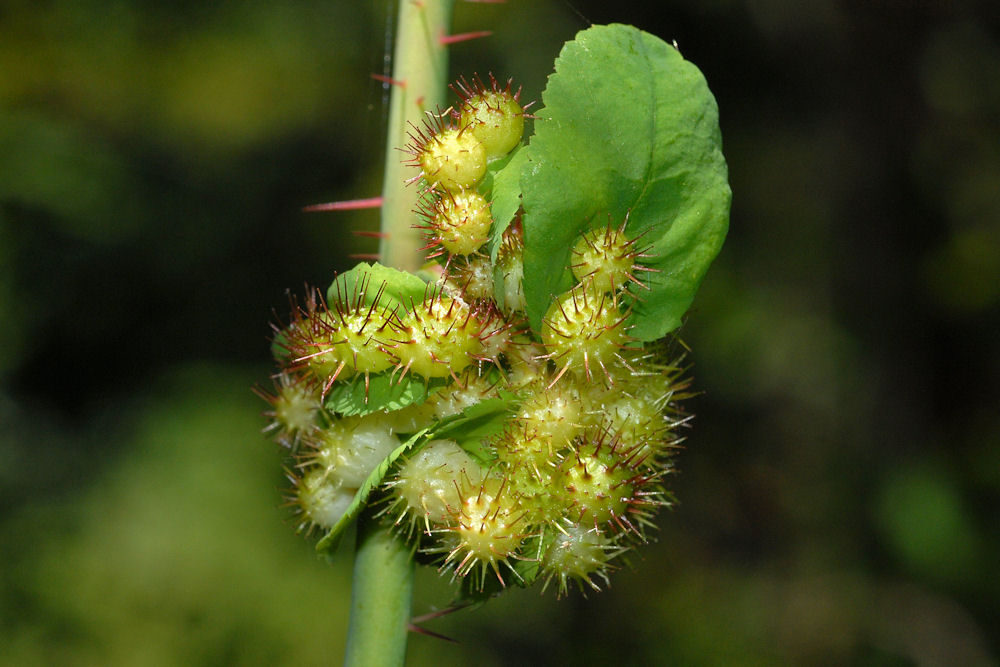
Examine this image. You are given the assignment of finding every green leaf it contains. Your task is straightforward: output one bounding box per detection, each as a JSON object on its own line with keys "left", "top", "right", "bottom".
{"left": 486, "top": 146, "right": 530, "bottom": 309}
{"left": 269, "top": 327, "right": 292, "bottom": 364}
{"left": 521, "top": 24, "right": 731, "bottom": 340}
{"left": 431, "top": 393, "right": 518, "bottom": 464}
{"left": 324, "top": 373, "right": 446, "bottom": 417}
{"left": 315, "top": 427, "right": 432, "bottom": 554}
{"left": 485, "top": 146, "right": 529, "bottom": 264}
{"left": 511, "top": 552, "right": 542, "bottom": 588}
{"left": 327, "top": 262, "right": 428, "bottom": 312}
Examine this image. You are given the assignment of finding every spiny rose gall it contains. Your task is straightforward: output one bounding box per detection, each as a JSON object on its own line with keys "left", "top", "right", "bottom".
{"left": 493, "top": 419, "right": 559, "bottom": 475}
{"left": 424, "top": 189, "right": 493, "bottom": 256}
{"left": 434, "top": 475, "right": 528, "bottom": 589}
{"left": 570, "top": 220, "right": 653, "bottom": 294}
{"left": 541, "top": 282, "right": 632, "bottom": 384}
{"left": 426, "top": 370, "right": 498, "bottom": 421}
{"left": 255, "top": 374, "right": 321, "bottom": 449}
{"left": 472, "top": 302, "right": 519, "bottom": 370}
{"left": 452, "top": 73, "right": 526, "bottom": 161}
{"left": 406, "top": 112, "right": 486, "bottom": 192}
{"left": 501, "top": 339, "right": 548, "bottom": 392}
{"left": 515, "top": 381, "right": 584, "bottom": 447}
{"left": 539, "top": 521, "right": 618, "bottom": 597}
{"left": 391, "top": 288, "right": 483, "bottom": 380}
{"left": 444, "top": 255, "right": 494, "bottom": 302}
{"left": 555, "top": 440, "right": 635, "bottom": 531}
{"left": 279, "top": 286, "right": 396, "bottom": 393}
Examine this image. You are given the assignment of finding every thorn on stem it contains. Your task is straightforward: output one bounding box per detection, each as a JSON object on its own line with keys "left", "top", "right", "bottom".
{"left": 303, "top": 197, "right": 383, "bottom": 212}
{"left": 439, "top": 30, "right": 492, "bottom": 46}
{"left": 371, "top": 73, "right": 406, "bottom": 88}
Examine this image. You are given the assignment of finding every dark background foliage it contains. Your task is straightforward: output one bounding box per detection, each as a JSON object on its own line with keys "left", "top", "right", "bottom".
{"left": 1, "top": 1, "right": 997, "bottom": 664}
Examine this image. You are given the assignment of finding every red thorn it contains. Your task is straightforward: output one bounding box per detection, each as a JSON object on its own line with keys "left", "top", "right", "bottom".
{"left": 371, "top": 73, "right": 406, "bottom": 88}
{"left": 349, "top": 253, "right": 382, "bottom": 261}
{"left": 303, "top": 197, "right": 383, "bottom": 212}
{"left": 352, "top": 230, "right": 389, "bottom": 239}
{"left": 407, "top": 623, "right": 459, "bottom": 644}
{"left": 439, "top": 30, "right": 492, "bottom": 46}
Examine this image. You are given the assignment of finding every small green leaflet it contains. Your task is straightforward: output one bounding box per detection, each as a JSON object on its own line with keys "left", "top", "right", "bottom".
{"left": 485, "top": 146, "right": 528, "bottom": 264}
{"left": 430, "top": 392, "right": 519, "bottom": 464}
{"left": 519, "top": 23, "right": 731, "bottom": 340}
{"left": 486, "top": 147, "right": 530, "bottom": 307}
{"left": 326, "top": 261, "right": 428, "bottom": 312}
{"left": 324, "top": 372, "right": 446, "bottom": 417}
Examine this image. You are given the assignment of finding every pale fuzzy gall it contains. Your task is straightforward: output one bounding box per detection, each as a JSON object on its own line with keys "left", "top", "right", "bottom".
{"left": 389, "top": 439, "right": 485, "bottom": 534}
{"left": 291, "top": 467, "right": 356, "bottom": 535}
{"left": 305, "top": 416, "right": 400, "bottom": 488}
{"left": 496, "top": 219, "right": 526, "bottom": 313}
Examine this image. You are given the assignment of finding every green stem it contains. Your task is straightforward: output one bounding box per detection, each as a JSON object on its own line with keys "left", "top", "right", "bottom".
{"left": 344, "top": 517, "right": 415, "bottom": 667}
{"left": 378, "top": 0, "right": 456, "bottom": 272}
{"left": 345, "top": 1, "right": 456, "bottom": 665}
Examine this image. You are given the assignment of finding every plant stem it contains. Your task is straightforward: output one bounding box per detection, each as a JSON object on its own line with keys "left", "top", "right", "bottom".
{"left": 345, "top": 1, "right": 456, "bottom": 665}
{"left": 344, "top": 516, "right": 415, "bottom": 667}
{"left": 378, "top": 0, "right": 456, "bottom": 272}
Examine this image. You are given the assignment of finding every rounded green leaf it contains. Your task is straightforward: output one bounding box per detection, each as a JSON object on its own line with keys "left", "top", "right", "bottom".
{"left": 520, "top": 24, "right": 731, "bottom": 340}
{"left": 327, "top": 261, "right": 428, "bottom": 312}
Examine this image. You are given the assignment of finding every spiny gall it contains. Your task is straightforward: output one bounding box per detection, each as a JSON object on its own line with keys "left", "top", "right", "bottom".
{"left": 256, "top": 374, "right": 321, "bottom": 449}
{"left": 453, "top": 73, "right": 526, "bottom": 160}
{"left": 555, "top": 440, "right": 636, "bottom": 531}
{"left": 540, "top": 283, "right": 632, "bottom": 384}
{"left": 515, "top": 382, "right": 584, "bottom": 448}
{"left": 406, "top": 113, "right": 486, "bottom": 192}
{"left": 423, "top": 189, "right": 492, "bottom": 256}
{"left": 539, "top": 521, "right": 618, "bottom": 597}
{"left": 571, "top": 220, "right": 651, "bottom": 294}
{"left": 391, "top": 289, "right": 483, "bottom": 380}
{"left": 435, "top": 475, "right": 528, "bottom": 588}
{"left": 443, "top": 255, "right": 494, "bottom": 302}
{"left": 280, "top": 286, "right": 396, "bottom": 392}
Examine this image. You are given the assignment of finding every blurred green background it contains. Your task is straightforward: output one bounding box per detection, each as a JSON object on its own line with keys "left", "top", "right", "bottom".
{"left": 2, "top": 1, "right": 998, "bottom": 665}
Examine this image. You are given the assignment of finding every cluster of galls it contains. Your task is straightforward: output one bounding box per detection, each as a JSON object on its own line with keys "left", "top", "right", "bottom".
{"left": 261, "top": 75, "right": 690, "bottom": 597}
{"left": 409, "top": 74, "right": 524, "bottom": 258}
